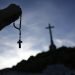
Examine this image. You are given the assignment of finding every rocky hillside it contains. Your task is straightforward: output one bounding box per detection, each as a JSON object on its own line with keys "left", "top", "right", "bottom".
{"left": 0, "top": 46, "right": 75, "bottom": 74}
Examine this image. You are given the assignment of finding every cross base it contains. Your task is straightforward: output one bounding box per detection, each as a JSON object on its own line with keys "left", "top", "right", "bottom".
{"left": 49, "top": 44, "right": 56, "bottom": 52}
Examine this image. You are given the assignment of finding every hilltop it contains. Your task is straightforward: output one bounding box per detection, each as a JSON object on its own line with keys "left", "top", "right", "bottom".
{"left": 0, "top": 46, "right": 75, "bottom": 74}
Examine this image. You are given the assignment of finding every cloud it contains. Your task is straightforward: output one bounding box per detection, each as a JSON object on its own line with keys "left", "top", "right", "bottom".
{"left": 0, "top": 0, "right": 75, "bottom": 69}
{"left": 55, "top": 39, "right": 75, "bottom": 47}
{"left": 0, "top": 36, "right": 42, "bottom": 69}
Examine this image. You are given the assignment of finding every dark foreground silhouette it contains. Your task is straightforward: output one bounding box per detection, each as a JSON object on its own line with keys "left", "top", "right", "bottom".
{"left": 0, "top": 46, "right": 75, "bottom": 74}
{"left": 0, "top": 4, "right": 22, "bottom": 30}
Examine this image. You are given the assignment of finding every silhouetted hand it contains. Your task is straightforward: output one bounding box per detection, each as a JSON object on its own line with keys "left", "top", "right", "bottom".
{"left": 0, "top": 4, "right": 22, "bottom": 30}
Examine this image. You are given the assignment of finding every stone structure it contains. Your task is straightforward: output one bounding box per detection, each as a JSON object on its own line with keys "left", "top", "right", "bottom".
{"left": 46, "top": 24, "right": 56, "bottom": 51}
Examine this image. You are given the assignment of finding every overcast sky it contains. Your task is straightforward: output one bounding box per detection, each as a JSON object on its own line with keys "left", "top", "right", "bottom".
{"left": 0, "top": 0, "right": 75, "bottom": 69}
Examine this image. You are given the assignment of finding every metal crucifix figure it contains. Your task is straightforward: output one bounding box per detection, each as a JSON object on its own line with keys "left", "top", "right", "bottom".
{"left": 46, "top": 24, "right": 56, "bottom": 51}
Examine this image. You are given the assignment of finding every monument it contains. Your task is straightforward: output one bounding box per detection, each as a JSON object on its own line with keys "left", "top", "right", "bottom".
{"left": 46, "top": 24, "right": 56, "bottom": 51}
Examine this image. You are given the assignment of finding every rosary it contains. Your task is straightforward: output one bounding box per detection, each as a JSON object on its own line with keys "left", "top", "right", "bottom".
{"left": 13, "top": 15, "right": 22, "bottom": 48}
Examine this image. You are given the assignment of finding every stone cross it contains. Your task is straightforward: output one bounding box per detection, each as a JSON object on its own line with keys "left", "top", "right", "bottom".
{"left": 46, "top": 24, "right": 56, "bottom": 51}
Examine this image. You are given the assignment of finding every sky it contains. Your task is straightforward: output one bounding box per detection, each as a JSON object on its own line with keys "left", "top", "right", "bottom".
{"left": 0, "top": 0, "right": 75, "bottom": 69}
